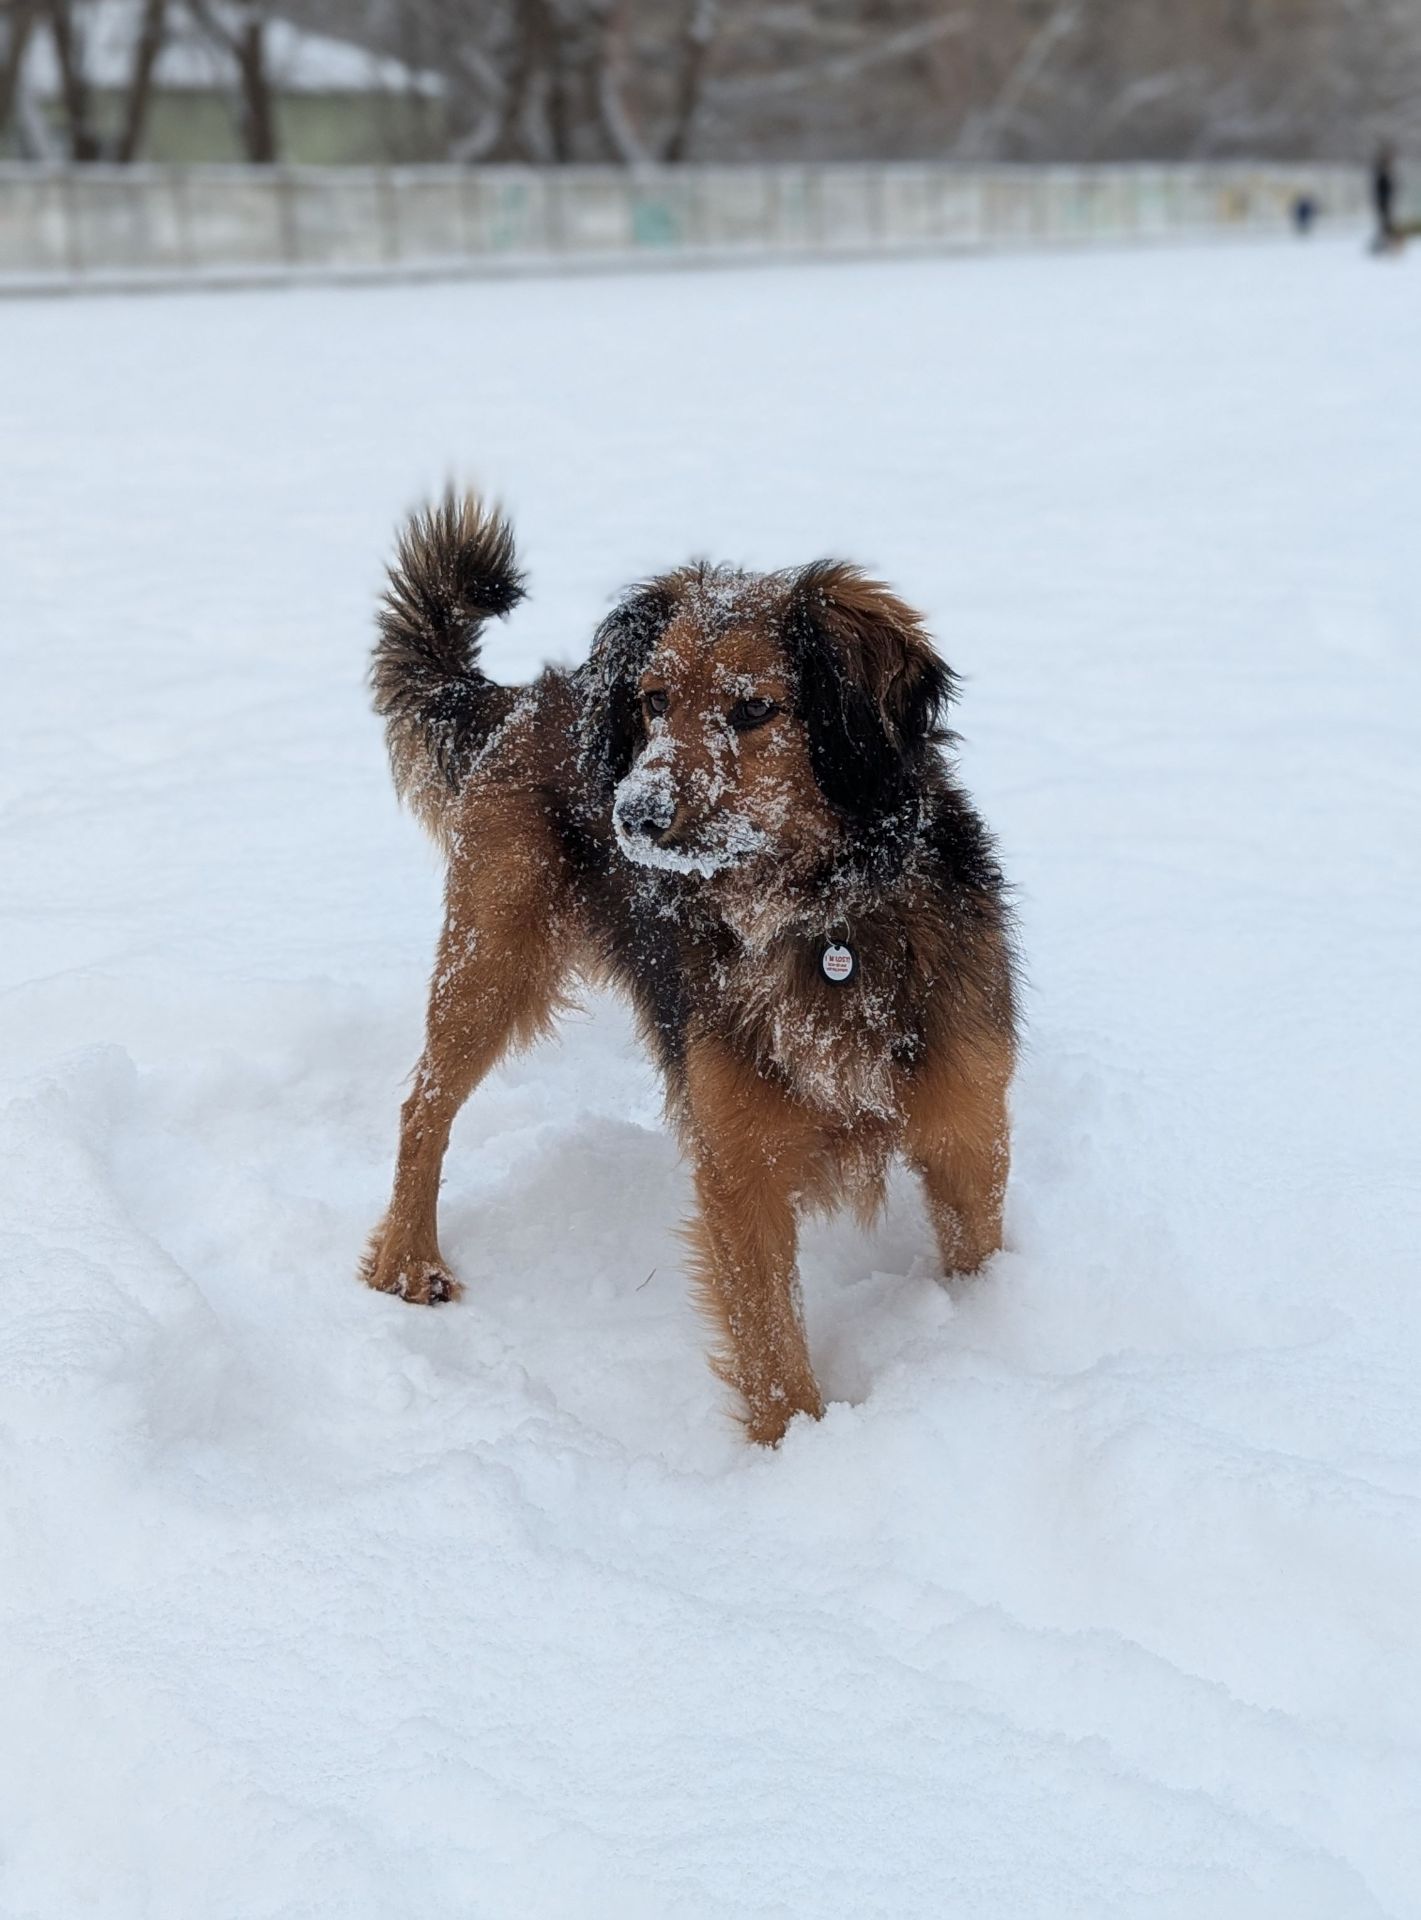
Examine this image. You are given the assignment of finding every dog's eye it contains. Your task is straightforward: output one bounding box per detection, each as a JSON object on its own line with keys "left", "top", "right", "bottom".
{"left": 730, "top": 697, "right": 776, "bottom": 730}
{"left": 643, "top": 690, "right": 670, "bottom": 717}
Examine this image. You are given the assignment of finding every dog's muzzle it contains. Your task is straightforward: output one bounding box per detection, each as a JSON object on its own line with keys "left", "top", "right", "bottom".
{"left": 613, "top": 782, "right": 677, "bottom": 850}
{"left": 612, "top": 755, "right": 766, "bottom": 877}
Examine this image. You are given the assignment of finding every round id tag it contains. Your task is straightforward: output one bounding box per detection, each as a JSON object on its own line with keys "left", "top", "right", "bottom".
{"left": 821, "top": 941, "right": 855, "bottom": 985}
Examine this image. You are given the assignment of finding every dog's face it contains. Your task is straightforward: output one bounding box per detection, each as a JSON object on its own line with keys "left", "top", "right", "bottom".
{"left": 587, "top": 563, "right": 955, "bottom": 880}
{"left": 610, "top": 581, "right": 831, "bottom": 876}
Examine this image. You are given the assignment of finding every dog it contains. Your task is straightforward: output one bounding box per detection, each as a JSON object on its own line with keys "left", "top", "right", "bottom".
{"left": 361, "top": 490, "right": 1018, "bottom": 1445}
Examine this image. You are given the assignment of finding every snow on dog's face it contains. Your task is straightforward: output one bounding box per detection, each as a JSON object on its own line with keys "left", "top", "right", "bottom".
{"left": 587, "top": 561, "right": 956, "bottom": 881}
{"left": 606, "top": 571, "right": 835, "bottom": 878}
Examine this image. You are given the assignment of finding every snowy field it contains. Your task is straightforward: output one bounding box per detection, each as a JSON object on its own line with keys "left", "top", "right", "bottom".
{"left": 3, "top": 238, "right": 1420, "bottom": 1918}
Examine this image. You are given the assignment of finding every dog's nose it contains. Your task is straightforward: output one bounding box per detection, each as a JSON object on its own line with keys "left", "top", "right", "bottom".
{"left": 615, "top": 789, "right": 676, "bottom": 845}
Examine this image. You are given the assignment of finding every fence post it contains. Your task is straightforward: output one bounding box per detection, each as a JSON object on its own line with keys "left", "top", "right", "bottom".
{"left": 59, "top": 166, "right": 82, "bottom": 277}
{"left": 274, "top": 167, "right": 297, "bottom": 267}
{"left": 172, "top": 164, "right": 194, "bottom": 271}
{"left": 377, "top": 167, "right": 399, "bottom": 262}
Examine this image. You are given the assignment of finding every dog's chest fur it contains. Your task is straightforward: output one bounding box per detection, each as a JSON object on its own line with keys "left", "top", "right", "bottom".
{"left": 707, "top": 904, "right": 921, "bottom": 1122}
{"left": 602, "top": 851, "right": 956, "bottom": 1130}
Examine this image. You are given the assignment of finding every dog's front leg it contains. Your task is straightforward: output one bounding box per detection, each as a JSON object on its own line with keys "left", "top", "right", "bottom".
{"left": 683, "top": 1038, "right": 824, "bottom": 1445}
{"left": 904, "top": 1031, "right": 1013, "bottom": 1278}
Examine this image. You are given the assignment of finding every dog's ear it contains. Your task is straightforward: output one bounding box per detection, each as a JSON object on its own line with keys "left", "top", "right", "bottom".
{"left": 580, "top": 576, "right": 680, "bottom": 793}
{"left": 783, "top": 562, "right": 956, "bottom": 820}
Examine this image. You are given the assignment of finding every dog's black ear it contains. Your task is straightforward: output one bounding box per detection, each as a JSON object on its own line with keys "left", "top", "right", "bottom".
{"left": 783, "top": 562, "right": 956, "bottom": 820}
{"left": 580, "top": 576, "right": 680, "bottom": 794}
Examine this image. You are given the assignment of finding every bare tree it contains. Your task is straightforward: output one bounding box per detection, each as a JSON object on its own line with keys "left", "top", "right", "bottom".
{"left": 116, "top": 0, "right": 167, "bottom": 161}
{"left": 599, "top": 0, "right": 654, "bottom": 163}
{"left": 187, "top": 0, "right": 278, "bottom": 162}
{"left": 662, "top": 0, "right": 716, "bottom": 161}
{"left": 45, "top": 0, "right": 100, "bottom": 157}
{"left": 426, "top": 0, "right": 650, "bottom": 165}
{"left": 952, "top": 2, "right": 1081, "bottom": 159}
{"left": 10, "top": 0, "right": 172, "bottom": 160}
{"left": 0, "top": 0, "right": 42, "bottom": 140}
{"left": 272, "top": 0, "right": 1421, "bottom": 166}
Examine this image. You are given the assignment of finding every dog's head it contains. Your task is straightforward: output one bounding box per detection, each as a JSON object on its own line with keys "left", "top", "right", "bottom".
{"left": 583, "top": 561, "right": 955, "bottom": 878}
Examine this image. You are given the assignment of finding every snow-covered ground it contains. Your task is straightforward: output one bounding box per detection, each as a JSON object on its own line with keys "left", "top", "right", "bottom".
{"left": 3, "top": 238, "right": 1419, "bottom": 1919}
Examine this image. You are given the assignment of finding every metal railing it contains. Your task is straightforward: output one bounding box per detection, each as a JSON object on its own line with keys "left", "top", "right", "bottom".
{"left": 0, "top": 161, "right": 1367, "bottom": 290}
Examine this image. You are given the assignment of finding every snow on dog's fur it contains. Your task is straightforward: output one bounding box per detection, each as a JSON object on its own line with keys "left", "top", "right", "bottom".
{"left": 361, "top": 488, "right": 1018, "bottom": 1444}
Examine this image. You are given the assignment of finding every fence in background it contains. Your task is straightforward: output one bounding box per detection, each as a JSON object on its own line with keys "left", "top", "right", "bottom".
{"left": 0, "top": 161, "right": 1365, "bottom": 291}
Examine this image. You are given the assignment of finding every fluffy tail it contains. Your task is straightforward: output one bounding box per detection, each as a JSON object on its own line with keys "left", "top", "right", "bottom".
{"left": 372, "top": 488, "right": 526, "bottom": 841}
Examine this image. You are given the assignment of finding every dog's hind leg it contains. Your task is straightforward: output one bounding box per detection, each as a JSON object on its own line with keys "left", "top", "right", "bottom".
{"left": 682, "top": 1037, "right": 826, "bottom": 1446}
{"left": 361, "top": 790, "right": 572, "bottom": 1306}
{"left": 905, "top": 1030, "right": 1013, "bottom": 1279}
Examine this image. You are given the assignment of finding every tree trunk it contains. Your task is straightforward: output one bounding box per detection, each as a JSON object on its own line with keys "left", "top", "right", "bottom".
{"left": 0, "top": 0, "right": 41, "bottom": 140}
{"left": 235, "top": 12, "right": 277, "bottom": 163}
{"left": 188, "top": 0, "right": 278, "bottom": 165}
{"left": 547, "top": 8, "right": 573, "bottom": 162}
{"left": 46, "top": 0, "right": 100, "bottom": 160}
{"left": 664, "top": 0, "right": 716, "bottom": 162}
{"left": 486, "top": 0, "right": 557, "bottom": 163}
{"left": 116, "top": 0, "right": 167, "bottom": 163}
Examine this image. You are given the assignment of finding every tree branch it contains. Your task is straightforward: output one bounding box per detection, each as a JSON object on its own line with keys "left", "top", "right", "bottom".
{"left": 707, "top": 11, "right": 967, "bottom": 104}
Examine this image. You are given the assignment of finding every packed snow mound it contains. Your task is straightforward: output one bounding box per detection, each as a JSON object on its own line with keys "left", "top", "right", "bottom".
{"left": 2, "top": 239, "right": 1419, "bottom": 1918}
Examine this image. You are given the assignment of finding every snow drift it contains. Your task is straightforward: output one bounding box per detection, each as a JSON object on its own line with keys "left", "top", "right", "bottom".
{"left": 1, "top": 239, "right": 1419, "bottom": 1917}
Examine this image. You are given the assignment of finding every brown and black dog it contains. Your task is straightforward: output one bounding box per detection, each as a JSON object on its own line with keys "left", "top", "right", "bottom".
{"left": 361, "top": 490, "right": 1018, "bottom": 1445}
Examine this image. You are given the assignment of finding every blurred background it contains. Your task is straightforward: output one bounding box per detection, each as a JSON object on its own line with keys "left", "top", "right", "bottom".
{"left": 3, "top": 0, "right": 1419, "bottom": 170}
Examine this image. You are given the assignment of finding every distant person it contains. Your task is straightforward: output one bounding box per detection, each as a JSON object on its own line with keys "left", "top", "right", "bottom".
{"left": 1372, "top": 145, "right": 1399, "bottom": 251}
{"left": 1292, "top": 194, "right": 1317, "bottom": 235}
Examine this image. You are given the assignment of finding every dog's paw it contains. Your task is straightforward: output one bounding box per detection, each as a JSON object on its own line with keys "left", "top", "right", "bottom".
{"left": 358, "top": 1235, "right": 464, "bottom": 1307}
{"left": 741, "top": 1383, "right": 825, "bottom": 1449}
{"left": 397, "top": 1263, "right": 464, "bottom": 1306}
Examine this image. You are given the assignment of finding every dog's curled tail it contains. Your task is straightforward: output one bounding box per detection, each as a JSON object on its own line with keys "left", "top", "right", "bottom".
{"left": 372, "top": 488, "right": 526, "bottom": 842}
